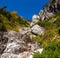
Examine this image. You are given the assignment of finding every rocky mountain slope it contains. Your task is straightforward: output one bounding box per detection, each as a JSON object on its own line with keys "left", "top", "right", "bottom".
{"left": 0, "top": 0, "right": 60, "bottom": 58}
{"left": 0, "top": 7, "right": 43, "bottom": 58}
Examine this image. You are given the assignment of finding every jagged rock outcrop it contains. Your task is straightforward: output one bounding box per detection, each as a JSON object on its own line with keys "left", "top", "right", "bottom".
{"left": 0, "top": 30, "right": 43, "bottom": 58}
{"left": 30, "top": 0, "right": 60, "bottom": 26}
{"left": 44, "top": 0, "right": 60, "bottom": 13}
{"left": 31, "top": 25, "right": 44, "bottom": 35}
{"left": 30, "top": 15, "right": 40, "bottom": 26}
{"left": 0, "top": 32, "right": 8, "bottom": 56}
{"left": 39, "top": 10, "right": 46, "bottom": 21}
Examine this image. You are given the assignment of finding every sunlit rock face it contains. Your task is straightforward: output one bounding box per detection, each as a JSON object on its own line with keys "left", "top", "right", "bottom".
{"left": 30, "top": 15, "right": 40, "bottom": 26}
{"left": 0, "top": 30, "right": 42, "bottom": 58}
{"left": 31, "top": 25, "right": 44, "bottom": 35}
{"left": 34, "top": 48, "right": 43, "bottom": 53}
{"left": 4, "top": 31, "right": 27, "bottom": 53}
{"left": 0, "top": 32, "right": 8, "bottom": 56}
{"left": 44, "top": 0, "right": 60, "bottom": 13}
{"left": 39, "top": 10, "right": 45, "bottom": 21}
{"left": 32, "top": 15, "right": 40, "bottom": 22}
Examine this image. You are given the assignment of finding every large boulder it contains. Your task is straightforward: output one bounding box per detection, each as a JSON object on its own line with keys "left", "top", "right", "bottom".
{"left": 32, "top": 15, "right": 40, "bottom": 21}
{"left": 31, "top": 25, "right": 44, "bottom": 35}
{"left": 30, "top": 15, "right": 40, "bottom": 26}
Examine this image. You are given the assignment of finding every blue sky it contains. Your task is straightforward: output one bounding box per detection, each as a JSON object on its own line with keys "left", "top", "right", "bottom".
{"left": 0, "top": 0, "right": 49, "bottom": 20}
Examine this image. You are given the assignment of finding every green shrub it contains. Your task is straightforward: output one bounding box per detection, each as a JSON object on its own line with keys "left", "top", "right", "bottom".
{"left": 35, "top": 35, "right": 42, "bottom": 43}
{"left": 54, "top": 17, "right": 60, "bottom": 27}
{"left": 37, "top": 20, "right": 53, "bottom": 29}
{"left": 33, "top": 52, "right": 44, "bottom": 58}
{"left": 0, "top": 7, "right": 30, "bottom": 31}
{"left": 33, "top": 42, "right": 60, "bottom": 58}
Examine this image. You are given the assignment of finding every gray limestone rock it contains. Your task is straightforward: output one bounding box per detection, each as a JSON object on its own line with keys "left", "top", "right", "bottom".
{"left": 31, "top": 25, "right": 44, "bottom": 35}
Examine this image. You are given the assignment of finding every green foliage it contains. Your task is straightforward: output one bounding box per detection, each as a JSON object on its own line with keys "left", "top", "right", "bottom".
{"left": 0, "top": 7, "right": 30, "bottom": 31}
{"left": 57, "top": 28, "right": 60, "bottom": 35}
{"left": 54, "top": 17, "right": 60, "bottom": 27}
{"left": 17, "top": 17, "right": 30, "bottom": 27}
{"left": 37, "top": 20, "right": 54, "bottom": 29}
{"left": 33, "top": 42, "right": 60, "bottom": 58}
{"left": 36, "top": 11, "right": 60, "bottom": 47}
{"left": 33, "top": 52, "right": 44, "bottom": 58}
{"left": 35, "top": 35, "right": 41, "bottom": 43}
{"left": 33, "top": 11, "right": 60, "bottom": 58}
